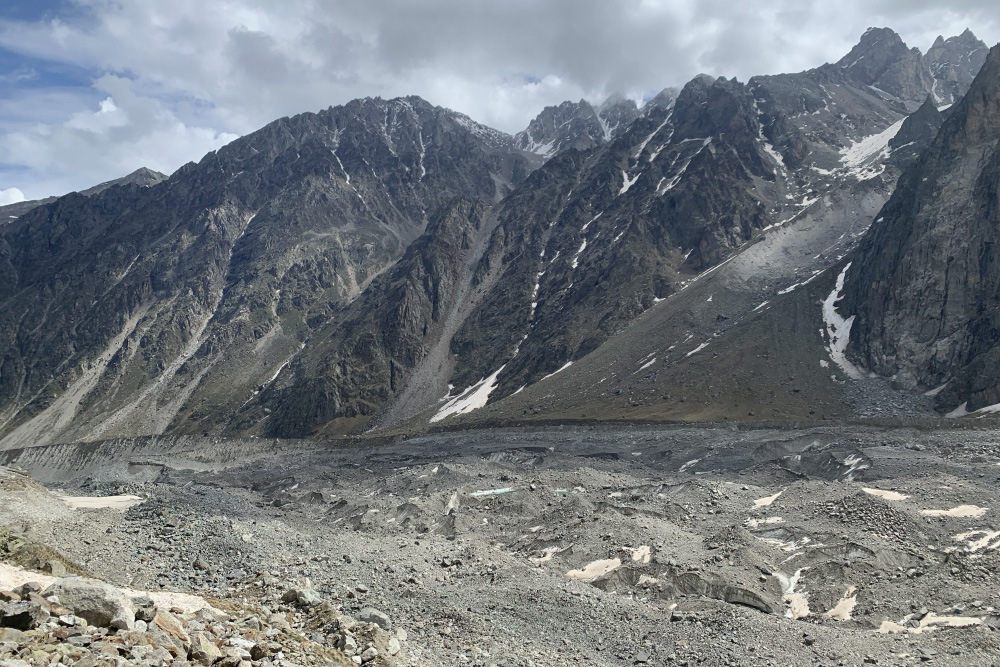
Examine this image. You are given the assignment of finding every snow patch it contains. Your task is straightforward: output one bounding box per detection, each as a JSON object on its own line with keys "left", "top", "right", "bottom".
{"left": 924, "top": 382, "right": 948, "bottom": 397}
{"left": 685, "top": 341, "right": 710, "bottom": 357}
{"left": 954, "top": 530, "right": 1000, "bottom": 552}
{"left": 431, "top": 364, "right": 507, "bottom": 422}
{"left": 619, "top": 170, "right": 641, "bottom": 195}
{"left": 920, "top": 505, "right": 987, "bottom": 518}
{"left": 840, "top": 118, "right": 905, "bottom": 179}
{"left": 570, "top": 239, "right": 588, "bottom": 269}
{"left": 638, "top": 358, "right": 656, "bottom": 372}
{"left": 822, "top": 263, "right": 862, "bottom": 379}
{"left": 863, "top": 488, "right": 908, "bottom": 501}
{"left": 754, "top": 491, "right": 783, "bottom": 508}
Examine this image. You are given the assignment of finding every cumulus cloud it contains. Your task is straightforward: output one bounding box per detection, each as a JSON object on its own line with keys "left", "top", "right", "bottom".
{"left": 0, "top": 0, "right": 996, "bottom": 198}
{"left": 0, "top": 187, "right": 25, "bottom": 205}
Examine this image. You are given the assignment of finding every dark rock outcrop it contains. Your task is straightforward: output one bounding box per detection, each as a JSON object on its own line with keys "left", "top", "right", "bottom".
{"left": 844, "top": 44, "right": 1000, "bottom": 412}
{"left": 887, "top": 95, "right": 945, "bottom": 170}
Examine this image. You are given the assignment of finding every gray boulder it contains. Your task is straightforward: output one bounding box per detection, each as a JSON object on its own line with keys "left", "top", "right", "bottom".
{"left": 356, "top": 607, "right": 392, "bottom": 630}
{"left": 42, "top": 577, "right": 135, "bottom": 630}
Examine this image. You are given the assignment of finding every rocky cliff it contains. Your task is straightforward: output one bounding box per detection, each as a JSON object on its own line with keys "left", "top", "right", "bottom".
{"left": 844, "top": 45, "right": 1000, "bottom": 413}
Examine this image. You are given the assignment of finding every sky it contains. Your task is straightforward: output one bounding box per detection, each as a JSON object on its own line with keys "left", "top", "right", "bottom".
{"left": 0, "top": 1, "right": 997, "bottom": 202}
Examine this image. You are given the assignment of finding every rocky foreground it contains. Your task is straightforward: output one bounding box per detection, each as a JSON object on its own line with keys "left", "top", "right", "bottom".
{"left": 1, "top": 424, "right": 1000, "bottom": 666}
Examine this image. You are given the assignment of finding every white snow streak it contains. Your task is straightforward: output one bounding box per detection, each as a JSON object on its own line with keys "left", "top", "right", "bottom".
{"left": 822, "top": 263, "right": 862, "bottom": 379}
{"left": 685, "top": 341, "right": 711, "bottom": 358}
{"left": 571, "top": 239, "right": 588, "bottom": 269}
{"left": 633, "top": 117, "right": 672, "bottom": 159}
{"left": 541, "top": 361, "right": 573, "bottom": 381}
{"left": 431, "top": 364, "right": 507, "bottom": 423}
{"left": 619, "top": 170, "right": 641, "bottom": 195}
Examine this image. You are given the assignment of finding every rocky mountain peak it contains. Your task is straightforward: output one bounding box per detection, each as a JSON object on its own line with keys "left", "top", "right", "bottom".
{"left": 925, "top": 29, "right": 990, "bottom": 103}
{"left": 837, "top": 27, "right": 910, "bottom": 81}
{"left": 87, "top": 167, "right": 168, "bottom": 193}
{"left": 514, "top": 94, "right": 637, "bottom": 158}
{"left": 836, "top": 27, "right": 934, "bottom": 106}
{"left": 597, "top": 93, "right": 641, "bottom": 137}
{"left": 645, "top": 86, "right": 680, "bottom": 111}
{"left": 940, "top": 43, "right": 1000, "bottom": 144}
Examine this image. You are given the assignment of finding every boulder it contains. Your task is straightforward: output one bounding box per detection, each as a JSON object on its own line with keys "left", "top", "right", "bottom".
{"left": 356, "top": 608, "right": 391, "bottom": 630}
{"left": 42, "top": 577, "right": 135, "bottom": 630}
{"left": 0, "top": 601, "right": 49, "bottom": 630}
{"left": 189, "top": 632, "right": 223, "bottom": 666}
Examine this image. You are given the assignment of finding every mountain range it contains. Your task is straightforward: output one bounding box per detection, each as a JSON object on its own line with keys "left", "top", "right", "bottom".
{"left": 0, "top": 27, "right": 996, "bottom": 448}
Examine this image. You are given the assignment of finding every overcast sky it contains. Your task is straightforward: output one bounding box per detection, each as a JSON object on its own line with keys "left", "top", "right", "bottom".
{"left": 0, "top": 0, "right": 996, "bottom": 202}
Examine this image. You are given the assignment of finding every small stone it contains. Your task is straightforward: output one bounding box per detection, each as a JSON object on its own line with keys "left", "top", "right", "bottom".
{"left": 388, "top": 637, "right": 401, "bottom": 656}
{"left": 132, "top": 596, "right": 157, "bottom": 622}
{"left": 12, "top": 583, "right": 41, "bottom": 598}
{"left": 360, "top": 647, "right": 378, "bottom": 662}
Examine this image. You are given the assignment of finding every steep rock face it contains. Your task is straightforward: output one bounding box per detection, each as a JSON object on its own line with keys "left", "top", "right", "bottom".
{"left": 514, "top": 95, "right": 639, "bottom": 158}
{"left": 0, "top": 96, "right": 531, "bottom": 447}
{"left": 844, "top": 45, "right": 1000, "bottom": 412}
{"left": 445, "top": 74, "right": 777, "bottom": 399}
{"left": 243, "top": 199, "right": 490, "bottom": 437}
{"left": 926, "top": 29, "right": 990, "bottom": 104}
{"left": 887, "top": 96, "right": 945, "bottom": 170}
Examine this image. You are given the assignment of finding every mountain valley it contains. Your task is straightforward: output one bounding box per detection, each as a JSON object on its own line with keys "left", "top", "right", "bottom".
{"left": 1, "top": 23, "right": 1000, "bottom": 667}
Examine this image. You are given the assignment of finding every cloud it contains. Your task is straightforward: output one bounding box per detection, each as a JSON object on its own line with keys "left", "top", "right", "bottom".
{"left": 0, "top": 0, "right": 996, "bottom": 199}
{"left": 0, "top": 74, "right": 237, "bottom": 199}
{"left": 0, "top": 187, "right": 25, "bottom": 205}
